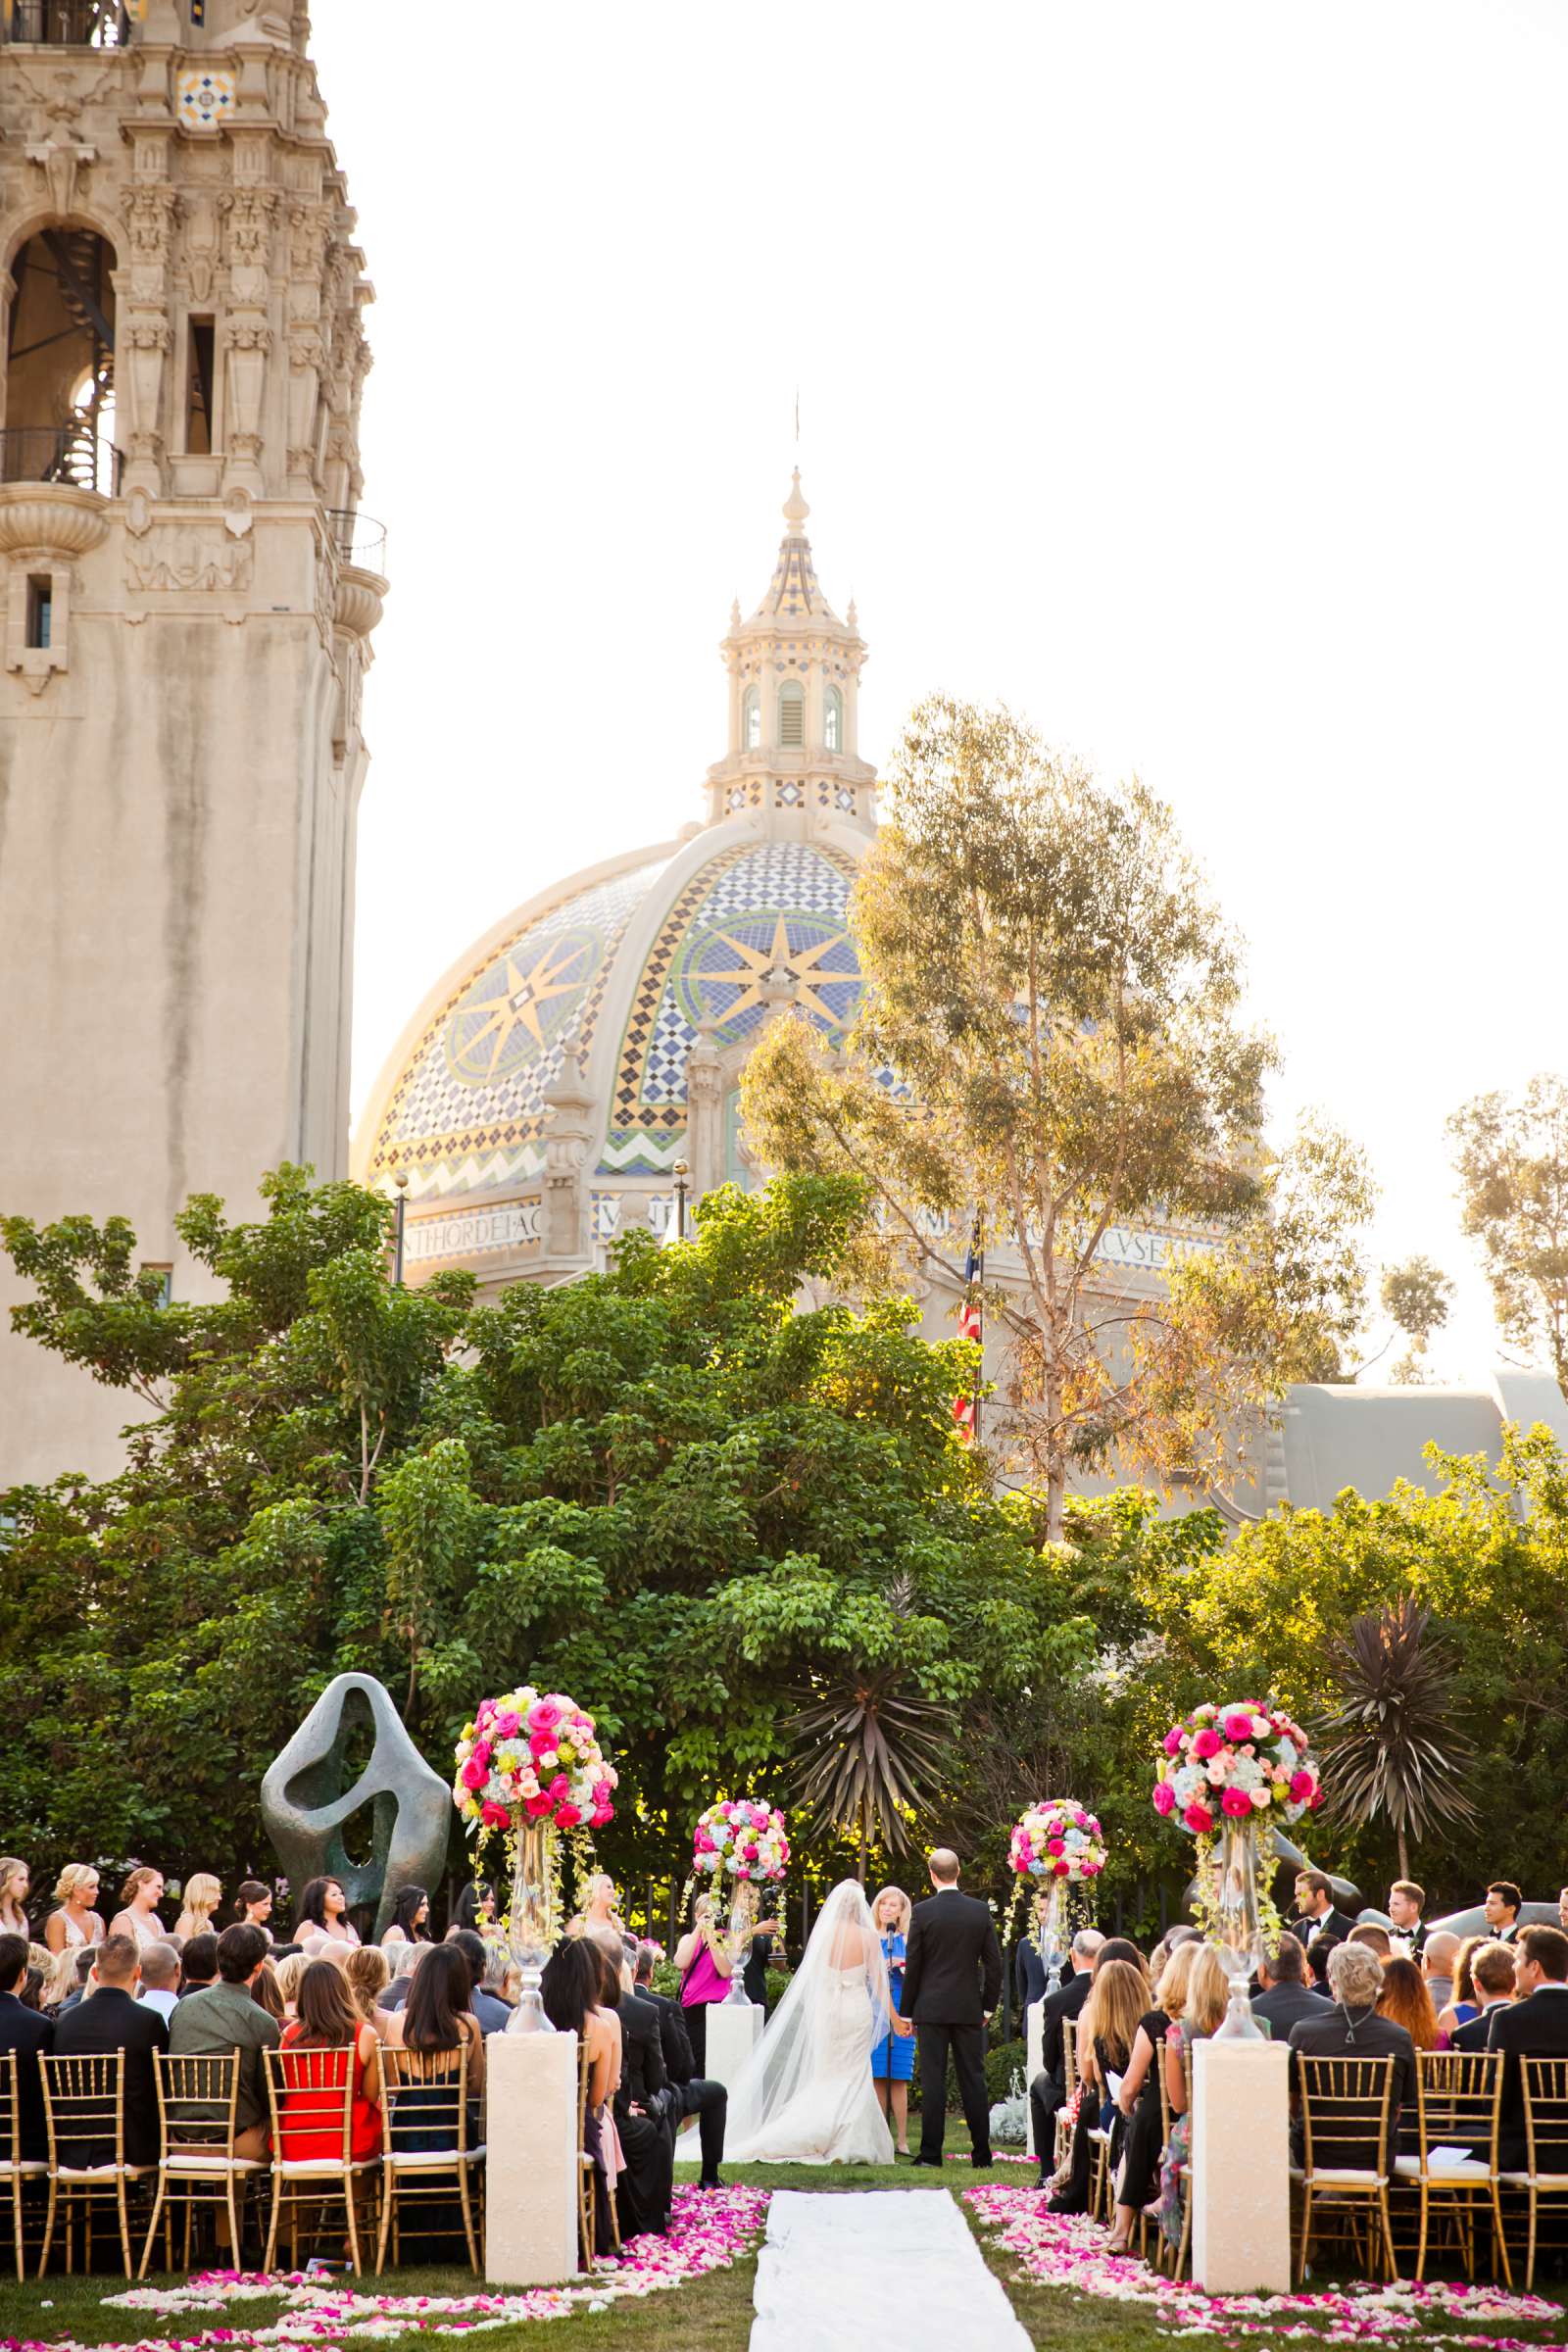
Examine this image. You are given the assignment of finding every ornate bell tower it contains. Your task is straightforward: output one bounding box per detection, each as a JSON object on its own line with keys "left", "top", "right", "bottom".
{"left": 0, "top": 0, "right": 385, "bottom": 1481}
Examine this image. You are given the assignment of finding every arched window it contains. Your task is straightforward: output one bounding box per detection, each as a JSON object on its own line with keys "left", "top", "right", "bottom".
{"left": 778, "top": 679, "right": 804, "bottom": 748}
{"left": 742, "top": 685, "right": 760, "bottom": 750}
{"left": 824, "top": 683, "right": 843, "bottom": 754}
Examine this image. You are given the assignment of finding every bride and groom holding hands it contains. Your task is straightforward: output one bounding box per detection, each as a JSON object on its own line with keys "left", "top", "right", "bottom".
{"left": 725, "top": 1846, "right": 1004, "bottom": 2169}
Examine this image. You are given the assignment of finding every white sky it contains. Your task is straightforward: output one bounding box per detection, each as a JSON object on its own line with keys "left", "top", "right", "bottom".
{"left": 318, "top": 0, "right": 1568, "bottom": 1386}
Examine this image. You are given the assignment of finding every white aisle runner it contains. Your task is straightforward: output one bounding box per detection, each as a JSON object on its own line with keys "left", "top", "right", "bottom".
{"left": 750, "top": 2189, "right": 1032, "bottom": 2352}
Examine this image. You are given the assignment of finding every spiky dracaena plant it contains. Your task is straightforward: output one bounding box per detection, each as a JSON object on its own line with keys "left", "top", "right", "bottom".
{"left": 787, "top": 1627, "right": 956, "bottom": 1886}
{"left": 1313, "top": 1595, "right": 1479, "bottom": 1881}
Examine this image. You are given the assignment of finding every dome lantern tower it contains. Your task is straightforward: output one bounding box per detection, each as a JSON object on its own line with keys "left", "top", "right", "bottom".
{"left": 706, "top": 469, "right": 874, "bottom": 833}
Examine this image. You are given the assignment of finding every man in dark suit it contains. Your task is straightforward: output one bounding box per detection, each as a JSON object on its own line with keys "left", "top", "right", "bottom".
{"left": 0, "top": 1932, "right": 53, "bottom": 2161}
{"left": 634, "top": 1943, "right": 727, "bottom": 2189}
{"left": 895, "top": 1848, "right": 1003, "bottom": 2170}
{"left": 1487, "top": 1924, "right": 1568, "bottom": 2167}
{"left": 52, "top": 1934, "right": 169, "bottom": 2168}
{"left": 1485, "top": 1882, "right": 1524, "bottom": 1945}
{"left": 1014, "top": 1890, "right": 1059, "bottom": 2014}
{"left": 1251, "top": 1932, "right": 1326, "bottom": 2035}
{"left": 1025, "top": 1928, "right": 1102, "bottom": 2185}
{"left": 1290, "top": 1871, "right": 1356, "bottom": 1955}
{"left": 1387, "top": 1880, "right": 1427, "bottom": 1959}
{"left": 1450, "top": 1941, "right": 1518, "bottom": 2053}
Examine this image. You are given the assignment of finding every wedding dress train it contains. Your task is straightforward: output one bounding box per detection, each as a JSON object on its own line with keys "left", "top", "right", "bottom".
{"left": 723, "top": 1881, "right": 896, "bottom": 2166}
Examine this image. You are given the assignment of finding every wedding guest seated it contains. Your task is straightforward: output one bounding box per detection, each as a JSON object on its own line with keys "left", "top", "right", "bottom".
{"left": 0, "top": 1932, "right": 53, "bottom": 2160}
{"left": 52, "top": 1935, "right": 168, "bottom": 2166}
{"left": 177, "top": 1934, "right": 219, "bottom": 1997}
{"left": 1291, "top": 1872, "right": 1355, "bottom": 1956}
{"left": 294, "top": 1878, "right": 361, "bottom": 1961}
{"left": 1286, "top": 1940, "right": 1415, "bottom": 2166}
{"left": 1485, "top": 1882, "right": 1523, "bottom": 1944}
{"left": 276, "top": 1959, "right": 382, "bottom": 2164}
{"left": 453, "top": 1883, "right": 497, "bottom": 1938}
{"left": 0, "top": 1862, "right": 31, "bottom": 1938}
{"left": 137, "top": 1939, "right": 181, "bottom": 2021}
{"left": 1109, "top": 1939, "right": 1196, "bottom": 2253}
{"left": 53, "top": 1947, "right": 96, "bottom": 2016}
{"left": 19, "top": 1968, "right": 45, "bottom": 2013}
{"left": 1048, "top": 1956, "right": 1146, "bottom": 2215}
{"left": 591, "top": 1928, "right": 671, "bottom": 2237}
{"left": 1348, "top": 1924, "right": 1393, "bottom": 1963}
{"left": 1387, "top": 1880, "right": 1427, "bottom": 1958}
{"left": 1487, "top": 1924, "right": 1568, "bottom": 2168}
{"left": 174, "top": 1874, "right": 222, "bottom": 1943}
{"left": 345, "top": 1945, "right": 394, "bottom": 2039}
{"left": 381, "top": 1886, "right": 433, "bottom": 1951}
{"left": 1377, "top": 1955, "right": 1441, "bottom": 2050}
{"left": 633, "top": 1940, "right": 727, "bottom": 2189}
{"left": 232, "top": 1882, "right": 275, "bottom": 1942}
{"left": 1437, "top": 1936, "right": 1486, "bottom": 2036}
{"left": 379, "top": 1940, "right": 429, "bottom": 2015}
{"left": 481, "top": 1940, "right": 517, "bottom": 2013}
{"left": 1158, "top": 1945, "right": 1234, "bottom": 2254}
{"left": 1451, "top": 1941, "right": 1518, "bottom": 2051}
{"left": 44, "top": 1866, "right": 105, "bottom": 1958}
{"left": 446, "top": 1928, "right": 511, "bottom": 2034}
{"left": 542, "top": 1940, "right": 618, "bottom": 2251}
{"left": 1251, "top": 1933, "right": 1325, "bottom": 2034}
{"left": 384, "top": 1942, "right": 485, "bottom": 2148}
{"left": 109, "top": 1867, "right": 169, "bottom": 1953}
{"left": 272, "top": 1951, "right": 309, "bottom": 2024}
{"left": 170, "top": 1922, "right": 280, "bottom": 2159}
{"left": 1028, "top": 1927, "right": 1103, "bottom": 2186}
{"left": 1423, "top": 1930, "right": 1460, "bottom": 2017}
{"left": 251, "top": 1959, "right": 285, "bottom": 2026}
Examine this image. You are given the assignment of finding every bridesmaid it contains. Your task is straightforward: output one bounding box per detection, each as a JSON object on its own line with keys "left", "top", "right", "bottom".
{"left": 870, "top": 1884, "right": 914, "bottom": 2156}
{"left": 44, "top": 1865, "right": 105, "bottom": 1955}
{"left": 108, "top": 1865, "right": 167, "bottom": 1950}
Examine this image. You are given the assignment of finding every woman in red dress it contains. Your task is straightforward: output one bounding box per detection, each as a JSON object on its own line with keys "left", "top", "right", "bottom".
{"left": 277, "top": 1958, "right": 383, "bottom": 2163}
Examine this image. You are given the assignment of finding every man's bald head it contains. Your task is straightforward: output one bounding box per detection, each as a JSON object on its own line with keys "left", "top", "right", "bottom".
{"left": 928, "top": 1850, "right": 960, "bottom": 1886}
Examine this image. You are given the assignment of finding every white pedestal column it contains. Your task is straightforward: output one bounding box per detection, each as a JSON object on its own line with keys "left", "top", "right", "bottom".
{"left": 1024, "top": 2001, "right": 1043, "bottom": 2160}
{"left": 483, "top": 2029, "right": 579, "bottom": 2287}
{"left": 1190, "top": 2039, "right": 1292, "bottom": 2293}
{"left": 705, "top": 1998, "right": 764, "bottom": 2094}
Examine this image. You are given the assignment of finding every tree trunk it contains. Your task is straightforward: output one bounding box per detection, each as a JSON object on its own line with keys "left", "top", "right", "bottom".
{"left": 1396, "top": 1823, "right": 1409, "bottom": 1883}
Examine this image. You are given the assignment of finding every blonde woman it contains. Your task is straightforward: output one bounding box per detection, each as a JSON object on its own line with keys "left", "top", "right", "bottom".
{"left": 344, "top": 1942, "right": 394, "bottom": 2038}
{"left": 0, "top": 1859, "right": 30, "bottom": 1936}
{"left": 869, "top": 1886, "right": 914, "bottom": 2154}
{"left": 173, "top": 1872, "right": 222, "bottom": 1942}
{"left": 273, "top": 1950, "right": 308, "bottom": 2024}
{"left": 1108, "top": 1939, "right": 1197, "bottom": 2252}
{"left": 1159, "top": 1945, "right": 1255, "bottom": 2249}
{"left": 1047, "top": 1957, "right": 1149, "bottom": 2215}
{"left": 568, "top": 1874, "right": 627, "bottom": 1939}
{"left": 109, "top": 1865, "right": 167, "bottom": 1950}
{"left": 41, "top": 1943, "right": 79, "bottom": 2012}
{"left": 44, "top": 1865, "right": 105, "bottom": 1955}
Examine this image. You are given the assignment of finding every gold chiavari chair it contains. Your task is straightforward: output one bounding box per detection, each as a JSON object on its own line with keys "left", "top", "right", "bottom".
{"left": 140, "top": 2052, "right": 269, "bottom": 2279}
{"left": 1152, "top": 2033, "right": 1194, "bottom": 2279}
{"left": 1293, "top": 2054, "right": 1396, "bottom": 2285}
{"left": 1395, "top": 2048, "right": 1507, "bottom": 2284}
{"left": 263, "top": 2042, "right": 380, "bottom": 2277}
{"left": 376, "top": 2043, "right": 481, "bottom": 2277}
{"left": 0, "top": 2048, "right": 47, "bottom": 2279}
{"left": 1498, "top": 2055, "right": 1568, "bottom": 2289}
{"left": 38, "top": 2051, "right": 156, "bottom": 2278}
{"left": 1054, "top": 2018, "right": 1077, "bottom": 2174}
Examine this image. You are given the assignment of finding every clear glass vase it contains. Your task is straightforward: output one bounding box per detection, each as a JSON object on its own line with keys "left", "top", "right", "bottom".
{"left": 723, "top": 1877, "right": 757, "bottom": 2005}
{"left": 1212, "top": 1813, "right": 1266, "bottom": 1978}
{"left": 505, "top": 1819, "right": 558, "bottom": 2034}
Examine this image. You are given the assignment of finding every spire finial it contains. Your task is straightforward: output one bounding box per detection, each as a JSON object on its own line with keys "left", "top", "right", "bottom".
{"left": 782, "top": 466, "right": 809, "bottom": 533}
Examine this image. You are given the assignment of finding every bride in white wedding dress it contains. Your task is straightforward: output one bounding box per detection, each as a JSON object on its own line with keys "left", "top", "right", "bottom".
{"left": 723, "top": 1878, "right": 895, "bottom": 2165}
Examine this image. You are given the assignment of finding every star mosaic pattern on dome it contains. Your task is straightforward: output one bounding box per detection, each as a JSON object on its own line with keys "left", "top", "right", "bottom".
{"left": 368, "top": 859, "right": 669, "bottom": 1200}
{"left": 601, "top": 839, "right": 864, "bottom": 1174}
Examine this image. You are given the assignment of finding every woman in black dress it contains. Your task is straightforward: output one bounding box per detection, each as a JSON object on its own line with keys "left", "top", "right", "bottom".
{"left": 1107, "top": 1938, "right": 1197, "bottom": 2253}
{"left": 1046, "top": 1957, "right": 1149, "bottom": 2215}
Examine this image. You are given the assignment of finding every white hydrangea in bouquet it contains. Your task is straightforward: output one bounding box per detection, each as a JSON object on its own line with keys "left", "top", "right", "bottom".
{"left": 692, "top": 1797, "right": 789, "bottom": 1882}
{"left": 1005, "top": 1797, "right": 1106, "bottom": 1948}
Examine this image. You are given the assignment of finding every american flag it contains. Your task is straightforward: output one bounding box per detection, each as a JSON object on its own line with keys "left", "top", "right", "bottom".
{"left": 953, "top": 1221, "right": 983, "bottom": 1442}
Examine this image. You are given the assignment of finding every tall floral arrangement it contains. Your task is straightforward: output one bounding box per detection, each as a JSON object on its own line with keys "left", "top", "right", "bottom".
{"left": 692, "top": 1798, "right": 789, "bottom": 1884}
{"left": 1005, "top": 1798, "right": 1105, "bottom": 1946}
{"left": 1152, "top": 1698, "right": 1321, "bottom": 1947}
{"left": 453, "top": 1687, "right": 617, "bottom": 1838}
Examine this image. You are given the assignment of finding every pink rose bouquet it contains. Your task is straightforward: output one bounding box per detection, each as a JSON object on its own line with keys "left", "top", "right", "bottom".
{"left": 1008, "top": 1799, "right": 1106, "bottom": 1885}
{"left": 692, "top": 1799, "right": 789, "bottom": 1884}
{"left": 1151, "top": 1698, "right": 1321, "bottom": 1838}
{"left": 453, "top": 1685, "right": 617, "bottom": 1839}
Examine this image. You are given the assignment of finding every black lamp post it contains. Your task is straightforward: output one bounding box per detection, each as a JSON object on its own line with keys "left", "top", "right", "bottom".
{"left": 672, "top": 1159, "right": 690, "bottom": 1242}
{"left": 392, "top": 1171, "right": 409, "bottom": 1288}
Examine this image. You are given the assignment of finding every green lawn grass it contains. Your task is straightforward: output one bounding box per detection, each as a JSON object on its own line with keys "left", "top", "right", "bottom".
{"left": 5, "top": 2142, "right": 1568, "bottom": 2352}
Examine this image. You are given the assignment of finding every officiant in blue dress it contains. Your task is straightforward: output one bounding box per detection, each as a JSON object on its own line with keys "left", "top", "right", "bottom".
{"left": 870, "top": 1886, "right": 914, "bottom": 2156}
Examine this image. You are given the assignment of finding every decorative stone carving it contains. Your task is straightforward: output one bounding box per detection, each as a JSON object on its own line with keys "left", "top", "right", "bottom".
{"left": 541, "top": 1052, "right": 596, "bottom": 1259}
{"left": 332, "top": 563, "right": 385, "bottom": 640}
{"left": 259, "top": 1673, "right": 452, "bottom": 1938}
{"left": 0, "top": 485, "right": 110, "bottom": 563}
{"left": 182, "top": 192, "right": 220, "bottom": 305}
{"left": 125, "top": 523, "right": 253, "bottom": 593}
{"left": 24, "top": 140, "right": 95, "bottom": 221}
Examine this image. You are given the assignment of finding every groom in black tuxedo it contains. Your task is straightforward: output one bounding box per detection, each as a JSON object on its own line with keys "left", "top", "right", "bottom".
{"left": 895, "top": 1847, "right": 1003, "bottom": 2169}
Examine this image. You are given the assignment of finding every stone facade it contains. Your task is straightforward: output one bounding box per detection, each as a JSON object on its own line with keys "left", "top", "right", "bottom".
{"left": 0, "top": 0, "right": 383, "bottom": 1483}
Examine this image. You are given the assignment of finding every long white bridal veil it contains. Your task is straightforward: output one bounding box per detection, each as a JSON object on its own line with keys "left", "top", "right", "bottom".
{"left": 724, "top": 1879, "right": 892, "bottom": 2154}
